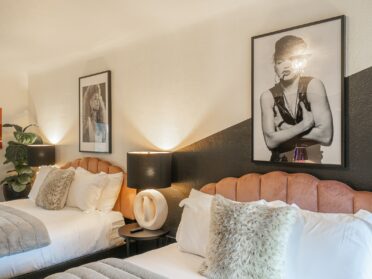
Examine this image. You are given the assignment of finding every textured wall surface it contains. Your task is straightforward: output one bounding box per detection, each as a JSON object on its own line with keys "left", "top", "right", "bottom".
{"left": 173, "top": 66, "right": 372, "bottom": 192}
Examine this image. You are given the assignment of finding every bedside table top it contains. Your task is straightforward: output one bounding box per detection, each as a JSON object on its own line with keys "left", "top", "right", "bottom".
{"left": 119, "top": 223, "right": 169, "bottom": 241}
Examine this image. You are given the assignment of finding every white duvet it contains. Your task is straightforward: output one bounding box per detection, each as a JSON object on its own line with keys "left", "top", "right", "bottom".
{"left": 0, "top": 199, "right": 124, "bottom": 279}
{"left": 127, "top": 243, "right": 205, "bottom": 279}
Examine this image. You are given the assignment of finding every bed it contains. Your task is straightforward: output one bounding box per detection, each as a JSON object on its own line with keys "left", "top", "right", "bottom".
{"left": 0, "top": 157, "right": 137, "bottom": 279}
{"left": 46, "top": 171, "right": 372, "bottom": 279}
{"left": 127, "top": 243, "right": 204, "bottom": 279}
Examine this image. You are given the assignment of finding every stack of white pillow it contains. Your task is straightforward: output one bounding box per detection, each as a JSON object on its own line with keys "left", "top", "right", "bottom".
{"left": 29, "top": 166, "right": 123, "bottom": 213}
{"left": 176, "top": 189, "right": 372, "bottom": 279}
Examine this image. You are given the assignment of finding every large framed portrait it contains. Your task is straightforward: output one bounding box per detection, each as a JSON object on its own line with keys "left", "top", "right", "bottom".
{"left": 252, "top": 16, "right": 345, "bottom": 167}
{"left": 79, "top": 71, "right": 111, "bottom": 153}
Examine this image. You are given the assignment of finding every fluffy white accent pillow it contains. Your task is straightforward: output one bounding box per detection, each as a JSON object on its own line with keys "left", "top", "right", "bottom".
{"left": 96, "top": 172, "right": 124, "bottom": 213}
{"left": 176, "top": 189, "right": 282, "bottom": 258}
{"left": 28, "top": 166, "right": 55, "bottom": 201}
{"left": 66, "top": 167, "right": 107, "bottom": 212}
{"left": 297, "top": 210, "right": 372, "bottom": 279}
{"left": 199, "top": 195, "right": 297, "bottom": 279}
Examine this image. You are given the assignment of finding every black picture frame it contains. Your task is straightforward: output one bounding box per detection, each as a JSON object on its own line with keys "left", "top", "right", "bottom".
{"left": 79, "top": 70, "right": 112, "bottom": 153}
{"left": 251, "top": 16, "right": 345, "bottom": 167}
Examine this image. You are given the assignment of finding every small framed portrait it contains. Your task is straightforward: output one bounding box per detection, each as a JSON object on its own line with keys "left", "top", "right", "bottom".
{"left": 251, "top": 16, "right": 345, "bottom": 167}
{"left": 79, "top": 71, "right": 111, "bottom": 153}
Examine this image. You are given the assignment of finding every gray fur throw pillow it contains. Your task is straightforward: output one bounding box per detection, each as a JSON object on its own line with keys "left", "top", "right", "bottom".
{"left": 199, "top": 195, "right": 297, "bottom": 279}
{"left": 36, "top": 168, "right": 75, "bottom": 210}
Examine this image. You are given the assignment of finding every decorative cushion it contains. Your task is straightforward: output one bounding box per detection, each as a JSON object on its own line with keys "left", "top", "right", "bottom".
{"left": 200, "top": 195, "right": 297, "bottom": 279}
{"left": 66, "top": 167, "right": 108, "bottom": 212}
{"left": 35, "top": 168, "right": 75, "bottom": 210}
{"left": 29, "top": 166, "right": 54, "bottom": 201}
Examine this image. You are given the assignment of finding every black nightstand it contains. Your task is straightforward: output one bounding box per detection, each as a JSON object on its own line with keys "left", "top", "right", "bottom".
{"left": 119, "top": 223, "right": 169, "bottom": 257}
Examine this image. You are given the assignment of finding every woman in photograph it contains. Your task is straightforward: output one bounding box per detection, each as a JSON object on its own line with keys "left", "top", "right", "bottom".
{"left": 260, "top": 35, "right": 333, "bottom": 163}
{"left": 83, "top": 84, "right": 107, "bottom": 143}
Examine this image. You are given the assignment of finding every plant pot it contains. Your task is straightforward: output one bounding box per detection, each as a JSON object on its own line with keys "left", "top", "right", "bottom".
{"left": 2, "top": 183, "right": 31, "bottom": 201}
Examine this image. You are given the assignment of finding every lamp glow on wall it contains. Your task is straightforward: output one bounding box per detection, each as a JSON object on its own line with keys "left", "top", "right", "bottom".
{"left": 127, "top": 151, "right": 172, "bottom": 230}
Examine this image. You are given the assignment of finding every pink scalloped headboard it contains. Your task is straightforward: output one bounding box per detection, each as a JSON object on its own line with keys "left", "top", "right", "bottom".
{"left": 200, "top": 171, "right": 372, "bottom": 213}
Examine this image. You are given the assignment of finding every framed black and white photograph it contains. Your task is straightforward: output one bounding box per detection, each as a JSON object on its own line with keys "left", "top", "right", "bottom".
{"left": 79, "top": 70, "right": 111, "bottom": 153}
{"left": 252, "top": 16, "right": 345, "bottom": 166}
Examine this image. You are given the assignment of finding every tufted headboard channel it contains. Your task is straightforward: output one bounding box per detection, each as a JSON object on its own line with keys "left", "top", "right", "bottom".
{"left": 200, "top": 171, "right": 372, "bottom": 213}
{"left": 61, "top": 157, "right": 136, "bottom": 219}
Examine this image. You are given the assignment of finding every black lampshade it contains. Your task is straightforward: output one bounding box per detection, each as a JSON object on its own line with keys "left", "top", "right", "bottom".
{"left": 27, "top": 144, "right": 56, "bottom": 167}
{"left": 127, "top": 151, "right": 172, "bottom": 189}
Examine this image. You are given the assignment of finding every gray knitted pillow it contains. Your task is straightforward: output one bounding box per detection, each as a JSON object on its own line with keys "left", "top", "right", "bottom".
{"left": 200, "top": 195, "right": 297, "bottom": 279}
{"left": 36, "top": 168, "right": 75, "bottom": 210}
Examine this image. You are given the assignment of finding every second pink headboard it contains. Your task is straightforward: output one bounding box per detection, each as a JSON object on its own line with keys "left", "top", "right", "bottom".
{"left": 200, "top": 171, "right": 372, "bottom": 213}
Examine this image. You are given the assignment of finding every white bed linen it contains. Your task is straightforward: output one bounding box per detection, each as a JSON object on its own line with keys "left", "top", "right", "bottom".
{"left": 0, "top": 199, "right": 124, "bottom": 279}
{"left": 126, "top": 243, "right": 205, "bottom": 279}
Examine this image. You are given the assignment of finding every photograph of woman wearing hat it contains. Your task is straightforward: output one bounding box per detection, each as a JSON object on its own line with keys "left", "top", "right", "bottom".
{"left": 260, "top": 35, "right": 333, "bottom": 163}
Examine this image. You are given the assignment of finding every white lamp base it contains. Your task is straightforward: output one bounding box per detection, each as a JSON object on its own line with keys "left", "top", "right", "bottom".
{"left": 133, "top": 189, "right": 168, "bottom": 230}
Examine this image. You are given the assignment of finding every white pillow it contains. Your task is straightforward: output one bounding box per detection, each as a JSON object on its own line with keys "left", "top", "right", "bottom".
{"left": 176, "top": 189, "right": 267, "bottom": 257}
{"left": 28, "top": 166, "right": 55, "bottom": 201}
{"left": 176, "top": 189, "right": 214, "bottom": 257}
{"left": 74, "top": 167, "right": 123, "bottom": 213}
{"left": 355, "top": 209, "right": 372, "bottom": 224}
{"left": 66, "top": 167, "right": 107, "bottom": 212}
{"left": 96, "top": 172, "right": 124, "bottom": 213}
{"left": 297, "top": 210, "right": 372, "bottom": 279}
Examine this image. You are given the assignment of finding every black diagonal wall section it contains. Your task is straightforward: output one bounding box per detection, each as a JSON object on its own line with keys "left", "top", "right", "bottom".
{"left": 173, "top": 66, "right": 372, "bottom": 191}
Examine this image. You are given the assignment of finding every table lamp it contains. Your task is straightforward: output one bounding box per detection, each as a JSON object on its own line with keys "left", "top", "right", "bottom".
{"left": 27, "top": 144, "right": 56, "bottom": 166}
{"left": 127, "top": 151, "right": 172, "bottom": 230}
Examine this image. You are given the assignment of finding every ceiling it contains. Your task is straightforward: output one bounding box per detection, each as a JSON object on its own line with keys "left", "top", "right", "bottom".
{"left": 0, "top": 0, "right": 248, "bottom": 74}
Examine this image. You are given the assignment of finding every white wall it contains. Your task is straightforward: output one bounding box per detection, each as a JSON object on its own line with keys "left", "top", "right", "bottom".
{"left": 28, "top": 0, "right": 372, "bottom": 170}
{"left": 0, "top": 72, "right": 29, "bottom": 200}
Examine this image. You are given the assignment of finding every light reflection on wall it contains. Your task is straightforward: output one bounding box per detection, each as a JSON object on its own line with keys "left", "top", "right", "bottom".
{"left": 127, "top": 90, "right": 225, "bottom": 151}
{"left": 36, "top": 108, "right": 74, "bottom": 145}
{"left": 41, "top": 128, "right": 67, "bottom": 145}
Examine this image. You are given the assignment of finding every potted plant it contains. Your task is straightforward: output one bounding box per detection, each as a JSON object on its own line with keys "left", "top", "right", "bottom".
{"left": 1, "top": 124, "right": 43, "bottom": 200}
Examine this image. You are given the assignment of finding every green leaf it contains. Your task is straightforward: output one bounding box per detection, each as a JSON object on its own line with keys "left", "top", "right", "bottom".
{"left": 10, "top": 181, "right": 27, "bottom": 192}
{"left": 0, "top": 177, "right": 10, "bottom": 185}
{"left": 22, "top": 133, "right": 42, "bottom": 144}
{"left": 14, "top": 131, "right": 40, "bottom": 144}
{"left": 22, "top": 124, "right": 38, "bottom": 132}
{"left": 33, "top": 136, "right": 43, "bottom": 144}
{"left": 16, "top": 166, "right": 33, "bottom": 175}
{"left": 1, "top": 170, "right": 32, "bottom": 192}
{"left": 16, "top": 174, "right": 32, "bottom": 185}
{"left": 3, "top": 123, "right": 22, "bottom": 132}
{"left": 0, "top": 175, "right": 18, "bottom": 185}
{"left": 4, "top": 143, "right": 28, "bottom": 165}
